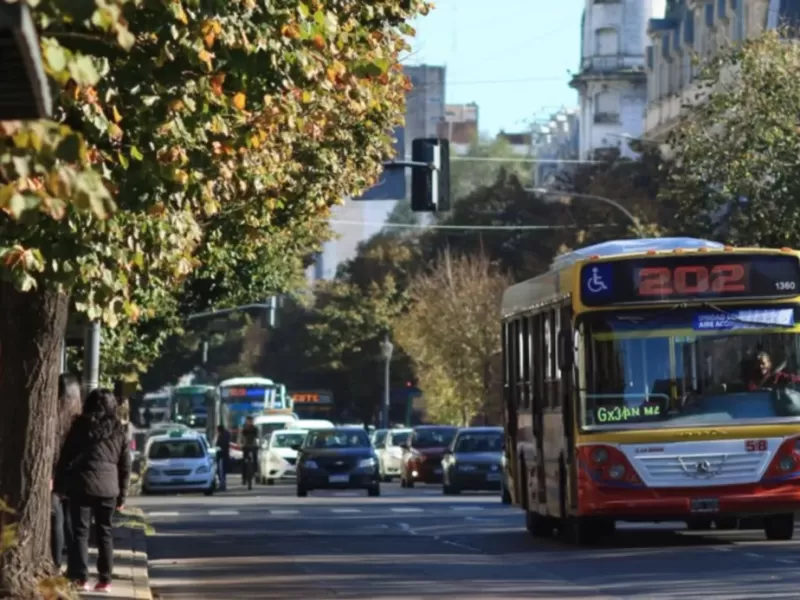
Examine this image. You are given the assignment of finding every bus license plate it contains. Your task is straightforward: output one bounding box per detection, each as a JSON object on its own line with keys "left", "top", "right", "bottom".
{"left": 329, "top": 474, "right": 349, "bottom": 484}
{"left": 690, "top": 498, "right": 719, "bottom": 513}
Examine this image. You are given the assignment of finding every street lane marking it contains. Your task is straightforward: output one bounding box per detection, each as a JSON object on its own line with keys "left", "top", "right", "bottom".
{"left": 743, "top": 553, "right": 763, "bottom": 559}
{"left": 450, "top": 506, "right": 483, "bottom": 511}
{"left": 269, "top": 509, "right": 300, "bottom": 515}
{"left": 208, "top": 510, "right": 239, "bottom": 516}
{"left": 331, "top": 508, "right": 361, "bottom": 513}
{"left": 391, "top": 507, "right": 424, "bottom": 513}
{"left": 776, "top": 559, "right": 796, "bottom": 564}
{"left": 147, "top": 511, "right": 179, "bottom": 517}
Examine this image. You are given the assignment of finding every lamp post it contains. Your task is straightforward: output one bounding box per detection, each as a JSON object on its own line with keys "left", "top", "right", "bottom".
{"left": 379, "top": 333, "right": 394, "bottom": 429}
{"left": 527, "top": 187, "right": 643, "bottom": 236}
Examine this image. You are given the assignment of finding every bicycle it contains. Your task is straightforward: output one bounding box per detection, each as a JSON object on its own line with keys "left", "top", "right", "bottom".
{"left": 243, "top": 450, "right": 255, "bottom": 491}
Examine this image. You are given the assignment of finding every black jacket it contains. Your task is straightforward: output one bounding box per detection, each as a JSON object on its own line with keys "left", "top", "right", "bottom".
{"left": 54, "top": 415, "right": 131, "bottom": 504}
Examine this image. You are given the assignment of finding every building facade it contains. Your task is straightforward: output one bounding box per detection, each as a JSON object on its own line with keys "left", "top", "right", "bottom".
{"left": 644, "top": 0, "right": 794, "bottom": 139}
{"left": 438, "top": 103, "right": 479, "bottom": 155}
{"left": 570, "top": 0, "right": 666, "bottom": 159}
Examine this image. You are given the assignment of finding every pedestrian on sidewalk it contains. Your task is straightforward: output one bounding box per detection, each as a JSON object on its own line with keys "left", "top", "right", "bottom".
{"left": 214, "top": 424, "right": 231, "bottom": 491}
{"left": 55, "top": 388, "right": 131, "bottom": 593}
{"left": 51, "top": 374, "right": 82, "bottom": 570}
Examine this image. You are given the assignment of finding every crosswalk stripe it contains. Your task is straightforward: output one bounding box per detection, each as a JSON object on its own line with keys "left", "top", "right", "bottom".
{"left": 390, "top": 507, "right": 424, "bottom": 513}
{"left": 331, "top": 508, "right": 361, "bottom": 513}
{"left": 148, "top": 511, "right": 179, "bottom": 517}
{"left": 208, "top": 510, "right": 239, "bottom": 516}
{"left": 269, "top": 509, "right": 300, "bottom": 515}
{"left": 450, "top": 506, "right": 483, "bottom": 511}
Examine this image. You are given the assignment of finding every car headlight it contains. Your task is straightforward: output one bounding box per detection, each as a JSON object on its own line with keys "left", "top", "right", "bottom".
{"left": 358, "top": 457, "right": 376, "bottom": 468}
{"left": 457, "top": 464, "right": 477, "bottom": 472}
{"left": 195, "top": 466, "right": 210, "bottom": 474}
{"left": 304, "top": 459, "right": 318, "bottom": 469}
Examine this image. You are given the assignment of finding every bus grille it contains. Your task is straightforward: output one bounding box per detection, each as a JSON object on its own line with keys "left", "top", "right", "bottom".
{"left": 635, "top": 451, "right": 765, "bottom": 485}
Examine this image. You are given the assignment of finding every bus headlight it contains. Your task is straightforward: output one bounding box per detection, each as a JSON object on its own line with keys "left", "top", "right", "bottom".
{"left": 591, "top": 447, "right": 609, "bottom": 464}
{"left": 779, "top": 456, "right": 795, "bottom": 472}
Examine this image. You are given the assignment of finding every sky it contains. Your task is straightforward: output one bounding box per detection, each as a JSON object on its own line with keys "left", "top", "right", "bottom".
{"left": 407, "top": 0, "right": 584, "bottom": 135}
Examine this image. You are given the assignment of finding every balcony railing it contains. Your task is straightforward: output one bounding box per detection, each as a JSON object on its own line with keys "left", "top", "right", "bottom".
{"left": 580, "top": 54, "right": 645, "bottom": 73}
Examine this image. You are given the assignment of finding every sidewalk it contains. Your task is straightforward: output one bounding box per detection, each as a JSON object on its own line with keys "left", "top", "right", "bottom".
{"left": 78, "top": 510, "right": 152, "bottom": 599}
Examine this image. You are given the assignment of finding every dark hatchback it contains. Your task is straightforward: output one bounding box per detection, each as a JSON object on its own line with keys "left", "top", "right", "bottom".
{"left": 442, "top": 427, "right": 504, "bottom": 494}
{"left": 295, "top": 427, "right": 381, "bottom": 497}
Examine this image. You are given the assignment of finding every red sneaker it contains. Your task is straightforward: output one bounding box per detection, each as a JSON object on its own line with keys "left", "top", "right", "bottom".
{"left": 94, "top": 582, "right": 112, "bottom": 593}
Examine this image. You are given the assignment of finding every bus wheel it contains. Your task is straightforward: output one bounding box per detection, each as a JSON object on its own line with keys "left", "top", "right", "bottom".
{"left": 686, "top": 518, "right": 713, "bottom": 531}
{"left": 566, "top": 517, "right": 608, "bottom": 545}
{"left": 525, "top": 510, "right": 553, "bottom": 538}
{"left": 764, "top": 514, "right": 794, "bottom": 541}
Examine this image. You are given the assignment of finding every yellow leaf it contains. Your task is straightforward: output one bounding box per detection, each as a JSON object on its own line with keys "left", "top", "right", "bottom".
{"left": 198, "top": 49, "right": 214, "bottom": 70}
{"left": 111, "top": 106, "right": 123, "bottom": 123}
{"left": 232, "top": 92, "right": 246, "bottom": 111}
{"left": 173, "top": 169, "right": 189, "bottom": 185}
{"left": 108, "top": 124, "right": 123, "bottom": 141}
{"left": 168, "top": 99, "right": 184, "bottom": 112}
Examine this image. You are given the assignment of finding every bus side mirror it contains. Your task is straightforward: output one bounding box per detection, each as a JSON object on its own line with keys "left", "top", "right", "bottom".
{"left": 558, "top": 328, "right": 573, "bottom": 372}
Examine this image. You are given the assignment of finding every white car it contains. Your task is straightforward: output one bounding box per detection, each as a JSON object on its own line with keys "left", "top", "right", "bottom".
{"left": 259, "top": 429, "right": 308, "bottom": 484}
{"left": 142, "top": 429, "right": 217, "bottom": 495}
{"left": 377, "top": 428, "right": 412, "bottom": 481}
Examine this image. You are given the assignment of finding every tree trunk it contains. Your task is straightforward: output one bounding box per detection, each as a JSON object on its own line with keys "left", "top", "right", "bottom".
{"left": 0, "top": 281, "right": 69, "bottom": 597}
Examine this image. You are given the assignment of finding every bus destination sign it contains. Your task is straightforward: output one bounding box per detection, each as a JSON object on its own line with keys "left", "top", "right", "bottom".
{"left": 580, "top": 254, "right": 800, "bottom": 306}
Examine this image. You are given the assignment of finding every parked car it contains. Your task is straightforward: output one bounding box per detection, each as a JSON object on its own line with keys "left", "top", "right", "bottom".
{"left": 441, "top": 427, "right": 504, "bottom": 495}
{"left": 400, "top": 425, "right": 458, "bottom": 487}
{"left": 295, "top": 427, "right": 380, "bottom": 497}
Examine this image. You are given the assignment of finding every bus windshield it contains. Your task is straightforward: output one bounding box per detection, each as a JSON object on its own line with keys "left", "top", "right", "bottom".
{"left": 581, "top": 305, "right": 800, "bottom": 430}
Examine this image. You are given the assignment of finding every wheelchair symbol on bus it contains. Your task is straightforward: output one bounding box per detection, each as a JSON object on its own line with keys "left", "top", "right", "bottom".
{"left": 586, "top": 267, "right": 608, "bottom": 294}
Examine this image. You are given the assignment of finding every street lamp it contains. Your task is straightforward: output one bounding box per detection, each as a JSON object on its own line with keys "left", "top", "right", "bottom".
{"left": 527, "top": 187, "right": 643, "bottom": 236}
{"left": 379, "top": 333, "right": 394, "bottom": 429}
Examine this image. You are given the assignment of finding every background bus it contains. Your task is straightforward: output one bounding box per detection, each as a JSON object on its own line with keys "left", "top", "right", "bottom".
{"left": 141, "top": 390, "right": 171, "bottom": 424}
{"left": 218, "top": 376, "right": 294, "bottom": 432}
{"left": 171, "top": 384, "right": 224, "bottom": 440}
{"left": 291, "top": 390, "right": 335, "bottom": 420}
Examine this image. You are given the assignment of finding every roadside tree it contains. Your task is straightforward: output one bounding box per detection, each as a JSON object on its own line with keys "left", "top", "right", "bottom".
{"left": 0, "top": 0, "right": 430, "bottom": 593}
{"left": 394, "top": 251, "right": 509, "bottom": 426}
{"left": 661, "top": 29, "right": 800, "bottom": 246}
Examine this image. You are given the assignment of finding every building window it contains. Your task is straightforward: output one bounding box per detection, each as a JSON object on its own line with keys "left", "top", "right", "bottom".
{"left": 594, "top": 91, "right": 620, "bottom": 123}
{"left": 595, "top": 27, "right": 619, "bottom": 55}
{"left": 659, "top": 62, "right": 669, "bottom": 99}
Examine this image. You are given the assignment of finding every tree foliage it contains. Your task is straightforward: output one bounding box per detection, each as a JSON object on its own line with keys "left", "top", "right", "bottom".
{"left": 394, "top": 251, "right": 508, "bottom": 426}
{"left": 448, "top": 135, "right": 531, "bottom": 204}
{"left": 0, "top": 0, "right": 431, "bottom": 593}
{"left": 662, "top": 29, "right": 800, "bottom": 246}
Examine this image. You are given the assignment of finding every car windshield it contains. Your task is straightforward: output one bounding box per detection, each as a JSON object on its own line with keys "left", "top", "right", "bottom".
{"left": 413, "top": 428, "right": 456, "bottom": 448}
{"left": 389, "top": 431, "right": 410, "bottom": 446}
{"left": 258, "top": 423, "right": 291, "bottom": 439}
{"left": 454, "top": 432, "right": 503, "bottom": 453}
{"left": 271, "top": 432, "right": 307, "bottom": 448}
{"left": 582, "top": 306, "right": 800, "bottom": 430}
{"left": 306, "top": 430, "right": 371, "bottom": 448}
{"left": 148, "top": 439, "right": 205, "bottom": 459}
{"left": 372, "top": 430, "right": 387, "bottom": 446}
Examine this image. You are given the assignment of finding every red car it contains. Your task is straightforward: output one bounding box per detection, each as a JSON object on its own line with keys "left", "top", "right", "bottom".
{"left": 400, "top": 425, "right": 458, "bottom": 487}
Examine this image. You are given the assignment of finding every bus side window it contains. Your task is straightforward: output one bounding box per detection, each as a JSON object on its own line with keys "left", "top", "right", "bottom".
{"left": 521, "top": 316, "right": 531, "bottom": 410}
{"left": 551, "top": 308, "right": 561, "bottom": 409}
{"left": 532, "top": 313, "right": 545, "bottom": 413}
{"left": 511, "top": 319, "right": 521, "bottom": 411}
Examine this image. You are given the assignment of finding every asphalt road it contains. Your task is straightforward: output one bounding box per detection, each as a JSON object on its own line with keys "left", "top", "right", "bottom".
{"left": 132, "top": 482, "right": 800, "bottom": 599}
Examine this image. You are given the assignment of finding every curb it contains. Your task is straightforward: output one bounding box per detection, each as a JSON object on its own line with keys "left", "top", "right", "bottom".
{"left": 126, "top": 526, "right": 152, "bottom": 600}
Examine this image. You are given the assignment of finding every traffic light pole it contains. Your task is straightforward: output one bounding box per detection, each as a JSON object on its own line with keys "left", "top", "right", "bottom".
{"left": 379, "top": 138, "right": 450, "bottom": 213}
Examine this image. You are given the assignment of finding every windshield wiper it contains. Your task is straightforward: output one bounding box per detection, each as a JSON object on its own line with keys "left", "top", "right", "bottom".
{"left": 700, "top": 302, "right": 795, "bottom": 329}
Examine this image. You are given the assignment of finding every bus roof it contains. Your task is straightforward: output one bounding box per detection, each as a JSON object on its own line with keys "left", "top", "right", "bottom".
{"left": 173, "top": 385, "right": 215, "bottom": 393}
{"left": 549, "top": 237, "right": 722, "bottom": 270}
{"left": 254, "top": 414, "right": 297, "bottom": 425}
{"left": 218, "top": 377, "right": 275, "bottom": 387}
{"left": 502, "top": 237, "right": 723, "bottom": 317}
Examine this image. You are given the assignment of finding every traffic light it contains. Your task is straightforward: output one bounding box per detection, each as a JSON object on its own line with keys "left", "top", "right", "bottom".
{"left": 411, "top": 138, "right": 450, "bottom": 212}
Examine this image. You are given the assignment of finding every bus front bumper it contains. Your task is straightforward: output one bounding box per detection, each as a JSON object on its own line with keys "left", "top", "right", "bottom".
{"left": 580, "top": 480, "right": 800, "bottom": 520}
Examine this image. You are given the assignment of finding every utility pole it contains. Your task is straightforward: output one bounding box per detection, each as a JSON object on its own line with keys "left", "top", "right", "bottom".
{"left": 82, "top": 321, "right": 101, "bottom": 393}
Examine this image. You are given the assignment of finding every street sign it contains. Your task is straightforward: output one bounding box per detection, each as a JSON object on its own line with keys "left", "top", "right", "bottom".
{"left": 354, "top": 126, "right": 407, "bottom": 201}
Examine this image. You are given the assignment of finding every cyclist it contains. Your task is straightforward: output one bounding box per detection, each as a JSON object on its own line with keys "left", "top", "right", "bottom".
{"left": 238, "top": 416, "right": 259, "bottom": 485}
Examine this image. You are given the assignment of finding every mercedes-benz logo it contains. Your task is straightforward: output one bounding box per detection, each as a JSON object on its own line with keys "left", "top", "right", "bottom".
{"left": 678, "top": 455, "right": 726, "bottom": 479}
{"left": 335, "top": 460, "right": 344, "bottom": 465}
{"left": 695, "top": 460, "right": 711, "bottom": 474}
{"left": 490, "top": 465, "right": 498, "bottom": 472}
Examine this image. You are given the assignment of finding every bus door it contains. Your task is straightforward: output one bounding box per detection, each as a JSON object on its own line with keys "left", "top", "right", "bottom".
{"left": 502, "top": 320, "right": 519, "bottom": 503}
{"left": 526, "top": 314, "right": 546, "bottom": 511}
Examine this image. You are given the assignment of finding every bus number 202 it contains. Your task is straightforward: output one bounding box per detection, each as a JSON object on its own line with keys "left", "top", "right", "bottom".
{"left": 745, "top": 439, "right": 767, "bottom": 452}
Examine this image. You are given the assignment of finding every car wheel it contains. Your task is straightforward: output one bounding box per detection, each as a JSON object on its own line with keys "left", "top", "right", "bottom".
{"left": 501, "top": 485, "right": 512, "bottom": 505}
{"left": 764, "top": 514, "right": 794, "bottom": 541}
{"left": 204, "top": 484, "right": 214, "bottom": 496}
{"left": 400, "top": 477, "right": 407, "bottom": 488}
{"left": 406, "top": 478, "right": 415, "bottom": 488}
{"left": 296, "top": 485, "right": 308, "bottom": 498}
{"left": 367, "top": 485, "right": 380, "bottom": 497}
{"left": 266, "top": 478, "right": 275, "bottom": 485}
{"left": 443, "top": 484, "right": 459, "bottom": 495}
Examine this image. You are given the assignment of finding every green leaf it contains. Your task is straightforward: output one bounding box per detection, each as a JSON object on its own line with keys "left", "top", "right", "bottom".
{"left": 130, "top": 146, "right": 144, "bottom": 161}
{"left": 68, "top": 55, "right": 100, "bottom": 86}
{"left": 44, "top": 43, "right": 67, "bottom": 72}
